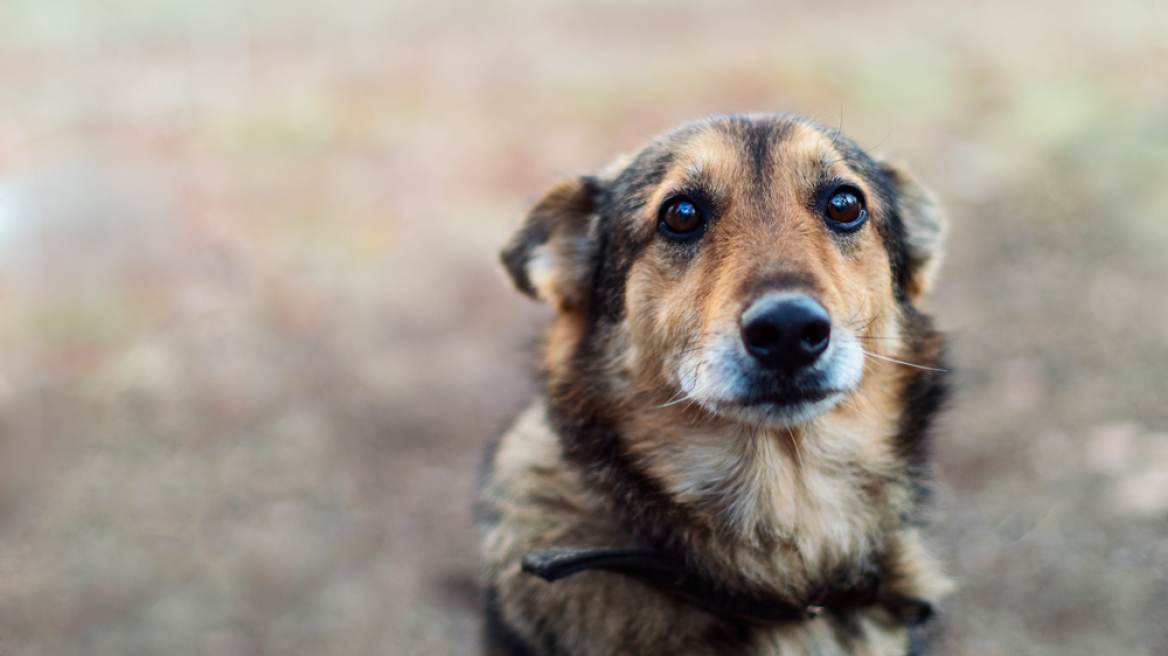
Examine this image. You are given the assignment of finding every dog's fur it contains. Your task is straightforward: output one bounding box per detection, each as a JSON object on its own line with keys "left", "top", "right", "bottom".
{"left": 478, "top": 114, "right": 952, "bottom": 656}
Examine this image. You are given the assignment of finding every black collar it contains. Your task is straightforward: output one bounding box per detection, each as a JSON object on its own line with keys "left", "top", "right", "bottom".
{"left": 522, "top": 546, "right": 932, "bottom": 626}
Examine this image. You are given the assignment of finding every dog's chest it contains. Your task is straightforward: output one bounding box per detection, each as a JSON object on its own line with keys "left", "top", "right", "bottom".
{"left": 646, "top": 422, "right": 895, "bottom": 570}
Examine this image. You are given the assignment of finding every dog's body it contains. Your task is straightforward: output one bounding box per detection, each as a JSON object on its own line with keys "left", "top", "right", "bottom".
{"left": 479, "top": 114, "right": 952, "bottom": 656}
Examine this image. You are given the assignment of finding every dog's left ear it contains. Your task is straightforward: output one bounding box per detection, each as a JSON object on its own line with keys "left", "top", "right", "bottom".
{"left": 880, "top": 161, "right": 947, "bottom": 301}
{"left": 500, "top": 175, "right": 602, "bottom": 312}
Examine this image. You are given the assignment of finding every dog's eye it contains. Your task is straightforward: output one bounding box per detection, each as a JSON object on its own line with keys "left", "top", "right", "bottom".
{"left": 659, "top": 197, "right": 704, "bottom": 237}
{"left": 826, "top": 189, "right": 864, "bottom": 224}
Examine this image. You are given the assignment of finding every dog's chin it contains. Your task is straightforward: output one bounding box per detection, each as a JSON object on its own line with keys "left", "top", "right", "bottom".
{"left": 699, "top": 388, "right": 848, "bottom": 428}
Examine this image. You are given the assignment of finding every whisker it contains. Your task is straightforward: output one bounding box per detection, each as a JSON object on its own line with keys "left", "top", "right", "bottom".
{"left": 843, "top": 305, "right": 865, "bottom": 328}
{"left": 751, "top": 423, "right": 766, "bottom": 468}
{"left": 655, "top": 386, "right": 687, "bottom": 406}
{"left": 670, "top": 357, "right": 710, "bottom": 414}
{"left": 829, "top": 106, "right": 844, "bottom": 153}
{"left": 855, "top": 313, "right": 885, "bottom": 333}
{"left": 837, "top": 397, "right": 877, "bottom": 424}
{"left": 864, "top": 128, "right": 894, "bottom": 155}
{"left": 787, "top": 427, "right": 804, "bottom": 473}
{"left": 656, "top": 392, "right": 694, "bottom": 409}
{"left": 845, "top": 312, "right": 886, "bottom": 331}
{"left": 861, "top": 349, "right": 947, "bottom": 372}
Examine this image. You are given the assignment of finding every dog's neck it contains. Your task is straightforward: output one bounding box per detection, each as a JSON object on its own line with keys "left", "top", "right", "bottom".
{"left": 633, "top": 396, "right": 910, "bottom": 588}
{"left": 648, "top": 415, "right": 896, "bottom": 544}
{"left": 550, "top": 367, "right": 914, "bottom": 600}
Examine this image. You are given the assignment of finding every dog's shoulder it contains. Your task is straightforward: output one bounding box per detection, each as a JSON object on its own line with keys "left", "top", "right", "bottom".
{"left": 479, "top": 401, "right": 756, "bottom": 656}
{"left": 479, "top": 401, "right": 606, "bottom": 540}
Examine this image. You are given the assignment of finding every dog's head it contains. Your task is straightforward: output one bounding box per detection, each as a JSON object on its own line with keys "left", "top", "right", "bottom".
{"left": 502, "top": 114, "right": 945, "bottom": 429}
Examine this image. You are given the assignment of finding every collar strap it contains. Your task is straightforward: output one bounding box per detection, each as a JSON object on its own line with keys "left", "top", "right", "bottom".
{"left": 521, "top": 547, "right": 932, "bottom": 626}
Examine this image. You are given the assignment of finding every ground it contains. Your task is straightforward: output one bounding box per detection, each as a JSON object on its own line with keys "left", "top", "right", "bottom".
{"left": 0, "top": 0, "right": 1166, "bottom": 654}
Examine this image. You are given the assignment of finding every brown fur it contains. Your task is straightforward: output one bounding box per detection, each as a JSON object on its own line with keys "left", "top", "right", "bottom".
{"left": 480, "top": 114, "right": 952, "bottom": 656}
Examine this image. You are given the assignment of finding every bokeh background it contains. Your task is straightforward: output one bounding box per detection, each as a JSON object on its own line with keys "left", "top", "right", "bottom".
{"left": 2, "top": 0, "right": 1167, "bottom": 654}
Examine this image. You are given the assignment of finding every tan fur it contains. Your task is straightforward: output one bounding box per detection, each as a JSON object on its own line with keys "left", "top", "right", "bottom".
{"left": 482, "top": 115, "right": 952, "bottom": 656}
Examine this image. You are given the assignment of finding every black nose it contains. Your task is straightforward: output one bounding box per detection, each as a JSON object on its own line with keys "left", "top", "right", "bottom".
{"left": 740, "top": 295, "right": 832, "bottom": 371}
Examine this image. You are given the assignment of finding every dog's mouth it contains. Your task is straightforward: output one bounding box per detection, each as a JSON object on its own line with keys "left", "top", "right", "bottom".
{"left": 738, "top": 385, "right": 839, "bottom": 408}
{"left": 674, "top": 332, "right": 865, "bottom": 427}
{"left": 707, "top": 381, "right": 847, "bottom": 425}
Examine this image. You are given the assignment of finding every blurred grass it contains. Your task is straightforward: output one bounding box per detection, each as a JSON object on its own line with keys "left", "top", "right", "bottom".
{"left": 1, "top": 0, "right": 1167, "bottom": 654}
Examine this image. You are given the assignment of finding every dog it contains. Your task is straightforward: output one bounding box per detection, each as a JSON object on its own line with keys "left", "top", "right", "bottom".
{"left": 478, "top": 113, "right": 952, "bottom": 656}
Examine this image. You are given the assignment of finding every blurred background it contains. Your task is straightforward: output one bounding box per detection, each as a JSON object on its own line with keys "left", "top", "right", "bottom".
{"left": 1, "top": 0, "right": 1167, "bottom": 654}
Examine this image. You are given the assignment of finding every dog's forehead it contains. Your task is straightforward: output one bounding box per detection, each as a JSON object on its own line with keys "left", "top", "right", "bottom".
{"left": 686, "top": 120, "right": 839, "bottom": 198}
{"left": 615, "top": 116, "right": 879, "bottom": 207}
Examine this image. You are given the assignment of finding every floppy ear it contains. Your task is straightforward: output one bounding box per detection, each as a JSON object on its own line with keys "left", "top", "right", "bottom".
{"left": 500, "top": 176, "right": 602, "bottom": 312}
{"left": 880, "top": 161, "right": 947, "bottom": 301}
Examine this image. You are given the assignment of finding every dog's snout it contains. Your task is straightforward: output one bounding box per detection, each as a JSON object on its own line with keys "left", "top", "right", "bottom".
{"left": 740, "top": 295, "right": 831, "bottom": 371}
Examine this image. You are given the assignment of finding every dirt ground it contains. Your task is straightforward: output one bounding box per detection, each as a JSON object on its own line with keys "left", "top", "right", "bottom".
{"left": 1, "top": 0, "right": 1167, "bottom": 654}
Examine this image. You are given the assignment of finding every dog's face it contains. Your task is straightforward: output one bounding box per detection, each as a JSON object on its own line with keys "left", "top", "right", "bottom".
{"left": 503, "top": 114, "right": 944, "bottom": 429}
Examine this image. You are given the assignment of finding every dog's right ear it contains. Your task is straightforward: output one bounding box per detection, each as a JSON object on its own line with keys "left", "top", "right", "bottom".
{"left": 880, "top": 161, "right": 947, "bottom": 301}
{"left": 500, "top": 176, "right": 602, "bottom": 312}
